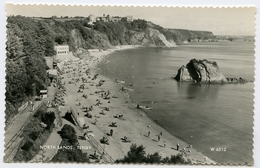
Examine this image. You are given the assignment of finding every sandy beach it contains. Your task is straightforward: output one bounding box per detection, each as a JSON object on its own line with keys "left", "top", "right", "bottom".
{"left": 57, "top": 45, "right": 216, "bottom": 164}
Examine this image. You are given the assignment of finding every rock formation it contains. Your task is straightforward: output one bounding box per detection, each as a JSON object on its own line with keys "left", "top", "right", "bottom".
{"left": 174, "top": 59, "right": 247, "bottom": 84}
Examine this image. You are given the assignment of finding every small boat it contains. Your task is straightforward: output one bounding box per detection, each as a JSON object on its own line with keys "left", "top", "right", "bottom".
{"left": 115, "top": 79, "right": 125, "bottom": 84}
{"left": 139, "top": 105, "right": 153, "bottom": 110}
{"left": 124, "top": 87, "right": 134, "bottom": 91}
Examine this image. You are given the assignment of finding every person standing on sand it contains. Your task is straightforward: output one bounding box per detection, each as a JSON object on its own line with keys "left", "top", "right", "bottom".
{"left": 148, "top": 131, "right": 151, "bottom": 137}
{"left": 110, "top": 129, "right": 113, "bottom": 136}
{"left": 158, "top": 135, "right": 161, "bottom": 142}
{"left": 177, "top": 143, "right": 180, "bottom": 151}
{"left": 204, "top": 156, "right": 208, "bottom": 162}
{"left": 159, "top": 131, "right": 163, "bottom": 137}
{"left": 164, "top": 141, "right": 166, "bottom": 148}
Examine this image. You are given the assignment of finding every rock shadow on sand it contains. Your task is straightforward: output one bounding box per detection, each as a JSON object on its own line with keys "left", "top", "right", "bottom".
{"left": 62, "top": 111, "right": 76, "bottom": 126}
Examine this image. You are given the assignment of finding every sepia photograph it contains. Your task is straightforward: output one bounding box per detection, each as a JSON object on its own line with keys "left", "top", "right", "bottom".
{"left": 4, "top": 4, "right": 256, "bottom": 165}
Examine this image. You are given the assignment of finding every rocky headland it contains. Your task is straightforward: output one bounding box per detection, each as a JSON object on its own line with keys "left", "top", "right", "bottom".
{"left": 174, "top": 59, "right": 247, "bottom": 84}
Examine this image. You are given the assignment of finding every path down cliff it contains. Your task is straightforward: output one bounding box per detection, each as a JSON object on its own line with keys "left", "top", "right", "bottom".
{"left": 175, "top": 59, "right": 227, "bottom": 83}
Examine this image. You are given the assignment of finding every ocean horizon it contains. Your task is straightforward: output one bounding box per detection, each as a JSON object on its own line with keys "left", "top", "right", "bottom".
{"left": 97, "top": 41, "right": 254, "bottom": 164}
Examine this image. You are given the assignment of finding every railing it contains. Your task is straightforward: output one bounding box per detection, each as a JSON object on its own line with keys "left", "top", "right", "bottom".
{"left": 87, "top": 135, "right": 114, "bottom": 163}
{"left": 70, "top": 107, "right": 114, "bottom": 163}
{"left": 4, "top": 137, "right": 24, "bottom": 162}
{"left": 4, "top": 101, "right": 44, "bottom": 162}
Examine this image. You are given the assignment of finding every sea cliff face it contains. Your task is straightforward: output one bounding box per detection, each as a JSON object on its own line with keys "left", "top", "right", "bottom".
{"left": 175, "top": 59, "right": 227, "bottom": 83}
{"left": 168, "top": 29, "right": 217, "bottom": 44}
{"left": 147, "top": 22, "right": 218, "bottom": 45}
{"left": 145, "top": 28, "right": 176, "bottom": 47}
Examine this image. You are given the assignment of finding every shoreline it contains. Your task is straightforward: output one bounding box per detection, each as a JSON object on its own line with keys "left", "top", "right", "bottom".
{"left": 58, "top": 45, "right": 216, "bottom": 164}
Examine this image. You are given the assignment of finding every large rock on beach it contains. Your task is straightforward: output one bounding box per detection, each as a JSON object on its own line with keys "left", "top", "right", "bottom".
{"left": 175, "top": 59, "right": 228, "bottom": 83}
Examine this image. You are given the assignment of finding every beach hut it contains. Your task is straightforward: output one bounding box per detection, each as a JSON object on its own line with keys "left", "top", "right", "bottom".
{"left": 40, "top": 90, "right": 48, "bottom": 99}
{"left": 47, "top": 69, "right": 58, "bottom": 83}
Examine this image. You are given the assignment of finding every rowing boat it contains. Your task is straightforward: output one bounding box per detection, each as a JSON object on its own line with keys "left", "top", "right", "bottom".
{"left": 139, "top": 105, "right": 153, "bottom": 110}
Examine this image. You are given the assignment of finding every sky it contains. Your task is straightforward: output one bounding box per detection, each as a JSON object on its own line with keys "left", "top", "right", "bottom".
{"left": 6, "top": 4, "right": 256, "bottom": 36}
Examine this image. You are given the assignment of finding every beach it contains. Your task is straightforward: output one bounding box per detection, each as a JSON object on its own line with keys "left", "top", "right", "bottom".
{"left": 57, "top": 45, "right": 216, "bottom": 164}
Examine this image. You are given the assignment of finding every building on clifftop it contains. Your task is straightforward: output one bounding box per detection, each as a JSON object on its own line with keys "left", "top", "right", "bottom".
{"left": 125, "top": 15, "right": 133, "bottom": 22}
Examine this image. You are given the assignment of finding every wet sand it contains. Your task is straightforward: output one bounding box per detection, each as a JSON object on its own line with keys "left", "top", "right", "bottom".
{"left": 58, "top": 45, "right": 216, "bottom": 164}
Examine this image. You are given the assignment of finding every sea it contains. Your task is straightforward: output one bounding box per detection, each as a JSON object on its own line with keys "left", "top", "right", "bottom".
{"left": 97, "top": 41, "right": 254, "bottom": 164}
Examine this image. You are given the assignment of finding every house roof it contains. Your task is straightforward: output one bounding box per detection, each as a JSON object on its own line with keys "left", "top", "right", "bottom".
{"left": 55, "top": 45, "right": 69, "bottom": 47}
{"left": 47, "top": 69, "right": 58, "bottom": 77}
{"left": 40, "top": 90, "right": 48, "bottom": 93}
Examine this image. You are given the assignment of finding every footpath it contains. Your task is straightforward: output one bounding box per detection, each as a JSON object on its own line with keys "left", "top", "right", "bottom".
{"left": 5, "top": 85, "right": 57, "bottom": 162}
{"left": 4, "top": 100, "right": 43, "bottom": 162}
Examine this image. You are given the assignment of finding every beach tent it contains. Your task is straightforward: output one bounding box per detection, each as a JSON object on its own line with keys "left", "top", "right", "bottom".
{"left": 47, "top": 69, "right": 58, "bottom": 82}
{"left": 77, "top": 117, "right": 85, "bottom": 128}
{"left": 56, "top": 62, "right": 62, "bottom": 70}
{"left": 47, "top": 69, "right": 58, "bottom": 77}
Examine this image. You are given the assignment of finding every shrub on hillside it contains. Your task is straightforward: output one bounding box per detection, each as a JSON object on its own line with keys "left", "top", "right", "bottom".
{"left": 115, "top": 144, "right": 190, "bottom": 164}
{"left": 162, "top": 154, "right": 189, "bottom": 164}
{"left": 52, "top": 124, "right": 89, "bottom": 163}
{"left": 51, "top": 139, "right": 89, "bottom": 163}
{"left": 28, "top": 131, "right": 39, "bottom": 141}
{"left": 41, "top": 111, "right": 55, "bottom": 130}
{"left": 58, "top": 124, "right": 78, "bottom": 144}
{"left": 21, "top": 141, "right": 33, "bottom": 151}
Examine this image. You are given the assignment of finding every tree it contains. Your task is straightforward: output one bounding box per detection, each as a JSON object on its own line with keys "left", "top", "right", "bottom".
{"left": 146, "top": 152, "right": 162, "bottom": 163}
{"left": 55, "top": 35, "right": 66, "bottom": 45}
{"left": 41, "top": 112, "right": 55, "bottom": 130}
{"left": 116, "top": 144, "right": 190, "bottom": 164}
{"left": 116, "top": 144, "right": 146, "bottom": 163}
{"left": 162, "top": 154, "right": 189, "bottom": 164}
{"left": 59, "top": 124, "right": 78, "bottom": 144}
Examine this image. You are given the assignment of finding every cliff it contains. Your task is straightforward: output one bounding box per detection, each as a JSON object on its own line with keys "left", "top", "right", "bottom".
{"left": 168, "top": 29, "right": 217, "bottom": 44}
{"left": 147, "top": 22, "right": 217, "bottom": 44}
{"left": 5, "top": 16, "right": 217, "bottom": 124}
{"left": 175, "top": 59, "right": 227, "bottom": 83}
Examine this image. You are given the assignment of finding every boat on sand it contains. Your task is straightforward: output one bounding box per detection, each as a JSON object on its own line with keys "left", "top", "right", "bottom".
{"left": 137, "top": 105, "right": 153, "bottom": 110}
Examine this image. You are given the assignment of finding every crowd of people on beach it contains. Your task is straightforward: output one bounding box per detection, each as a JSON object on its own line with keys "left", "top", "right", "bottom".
{"left": 59, "top": 57, "right": 135, "bottom": 159}
{"left": 56, "top": 55, "right": 210, "bottom": 164}
{"left": 145, "top": 126, "right": 193, "bottom": 154}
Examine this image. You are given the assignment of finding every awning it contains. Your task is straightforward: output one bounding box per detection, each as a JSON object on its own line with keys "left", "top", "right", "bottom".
{"left": 47, "top": 69, "right": 58, "bottom": 77}
{"left": 40, "top": 90, "right": 47, "bottom": 94}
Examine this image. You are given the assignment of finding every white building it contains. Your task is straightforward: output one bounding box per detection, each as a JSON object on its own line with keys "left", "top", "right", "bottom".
{"left": 88, "top": 14, "right": 96, "bottom": 25}
{"left": 54, "top": 45, "right": 69, "bottom": 55}
{"left": 40, "top": 90, "right": 48, "bottom": 99}
{"left": 126, "top": 15, "right": 134, "bottom": 22}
